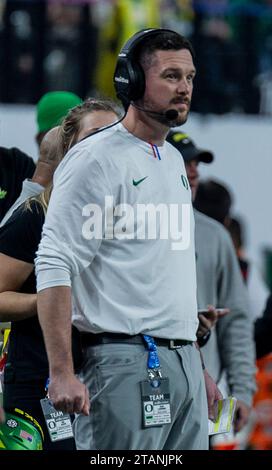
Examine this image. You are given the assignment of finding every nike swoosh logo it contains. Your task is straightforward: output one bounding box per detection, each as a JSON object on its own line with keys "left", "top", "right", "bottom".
{"left": 133, "top": 176, "right": 148, "bottom": 186}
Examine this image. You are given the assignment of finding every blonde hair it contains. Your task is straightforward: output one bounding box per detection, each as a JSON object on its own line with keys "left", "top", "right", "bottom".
{"left": 60, "top": 98, "right": 120, "bottom": 156}
{"left": 26, "top": 98, "right": 119, "bottom": 214}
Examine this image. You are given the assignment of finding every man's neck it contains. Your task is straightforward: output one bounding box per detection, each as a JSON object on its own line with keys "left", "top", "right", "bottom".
{"left": 122, "top": 106, "right": 169, "bottom": 146}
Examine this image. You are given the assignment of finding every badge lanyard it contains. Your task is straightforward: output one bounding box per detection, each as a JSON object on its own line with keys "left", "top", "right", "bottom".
{"left": 141, "top": 335, "right": 172, "bottom": 428}
{"left": 143, "top": 334, "right": 163, "bottom": 387}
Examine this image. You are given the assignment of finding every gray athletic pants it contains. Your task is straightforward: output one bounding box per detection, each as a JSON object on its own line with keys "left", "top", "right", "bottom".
{"left": 74, "top": 342, "right": 208, "bottom": 450}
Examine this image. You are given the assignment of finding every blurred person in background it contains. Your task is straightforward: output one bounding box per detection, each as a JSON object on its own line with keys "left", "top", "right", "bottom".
{"left": 35, "top": 91, "right": 82, "bottom": 147}
{"left": 194, "top": 181, "right": 250, "bottom": 282}
{"left": 0, "top": 91, "right": 82, "bottom": 227}
{"left": 0, "top": 99, "right": 119, "bottom": 450}
{"left": 191, "top": 16, "right": 242, "bottom": 114}
{"left": 227, "top": 216, "right": 250, "bottom": 284}
{"left": 167, "top": 131, "right": 256, "bottom": 434}
{"left": 194, "top": 177, "right": 271, "bottom": 342}
{"left": 94, "top": 0, "right": 160, "bottom": 98}
{"left": 194, "top": 178, "right": 232, "bottom": 226}
{"left": 0, "top": 90, "right": 82, "bottom": 363}
{"left": 0, "top": 126, "right": 68, "bottom": 450}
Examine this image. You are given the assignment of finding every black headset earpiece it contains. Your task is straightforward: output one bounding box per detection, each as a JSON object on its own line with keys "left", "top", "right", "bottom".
{"left": 114, "top": 54, "right": 144, "bottom": 105}
{"left": 113, "top": 28, "right": 177, "bottom": 109}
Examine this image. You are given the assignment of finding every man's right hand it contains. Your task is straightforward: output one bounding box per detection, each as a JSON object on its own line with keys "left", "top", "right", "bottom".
{"left": 203, "top": 369, "right": 223, "bottom": 421}
{"left": 197, "top": 305, "right": 230, "bottom": 338}
{"left": 48, "top": 374, "right": 90, "bottom": 416}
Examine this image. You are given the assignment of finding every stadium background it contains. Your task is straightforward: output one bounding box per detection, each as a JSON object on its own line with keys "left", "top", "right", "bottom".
{"left": 0, "top": 0, "right": 272, "bottom": 308}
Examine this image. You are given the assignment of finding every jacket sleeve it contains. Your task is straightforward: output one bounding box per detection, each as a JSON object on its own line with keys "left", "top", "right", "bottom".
{"left": 35, "top": 144, "right": 112, "bottom": 292}
{"left": 216, "top": 229, "right": 256, "bottom": 406}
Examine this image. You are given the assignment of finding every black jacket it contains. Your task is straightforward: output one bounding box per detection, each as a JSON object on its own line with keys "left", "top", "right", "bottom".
{"left": 0, "top": 146, "right": 35, "bottom": 222}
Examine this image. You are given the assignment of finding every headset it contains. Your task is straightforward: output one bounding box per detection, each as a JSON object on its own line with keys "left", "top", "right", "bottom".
{"left": 81, "top": 28, "right": 185, "bottom": 144}
{"left": 113, "top": 28, "right": 183, "bottom": 108}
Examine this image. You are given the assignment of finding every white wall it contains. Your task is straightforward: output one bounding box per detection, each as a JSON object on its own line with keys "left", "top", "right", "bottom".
{"left": 1, "top": 105, "right": 271, "bottom": 310}
{"left": 0, "top": 104, "right": 38, "bottom": 161}
{"left": 183, "top": 113, "right": 272, "bottom": 260}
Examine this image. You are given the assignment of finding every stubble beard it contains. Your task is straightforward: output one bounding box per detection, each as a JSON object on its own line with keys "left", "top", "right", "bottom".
{"left": 170, "top": 111, "right": 189, "bottom": 127}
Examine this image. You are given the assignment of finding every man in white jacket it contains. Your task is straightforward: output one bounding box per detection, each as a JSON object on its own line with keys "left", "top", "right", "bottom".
{"left": 35, "top": 28, "right": 221, "bottom": 450}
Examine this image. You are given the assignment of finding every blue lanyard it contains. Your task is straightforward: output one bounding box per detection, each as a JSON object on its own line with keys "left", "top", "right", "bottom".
{"left": 45, "top": 378, "right": 50, "bottom": 396}
{"left": 143, "top": 335, "right": 162, "bottom": 387}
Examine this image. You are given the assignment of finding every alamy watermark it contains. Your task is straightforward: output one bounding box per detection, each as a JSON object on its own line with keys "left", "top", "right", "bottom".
{"left": 82, "top": 196, "right": 191, "bottom": 251}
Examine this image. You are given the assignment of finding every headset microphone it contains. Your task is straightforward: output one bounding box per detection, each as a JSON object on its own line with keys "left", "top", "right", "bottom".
{"left": 164, "top": 109, "right": 179, "bottom": 121}
{"left": 131, "top": 102, "right": 179, "bottom": 122}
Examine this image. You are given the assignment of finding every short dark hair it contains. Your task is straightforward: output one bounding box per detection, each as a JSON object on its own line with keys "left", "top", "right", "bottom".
{"left": 194, "top": 179, "right": 232, "bottom": 225}
{"left": 135, "top": 31, "right": 195, "bottom": 69}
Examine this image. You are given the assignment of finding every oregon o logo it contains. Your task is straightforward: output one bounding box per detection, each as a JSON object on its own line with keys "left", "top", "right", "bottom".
{"left": 48, "top": 420, "right": 56, "bottom": 429}
{"left": 145, "top": 404, "right": 153, "bottom": 413}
